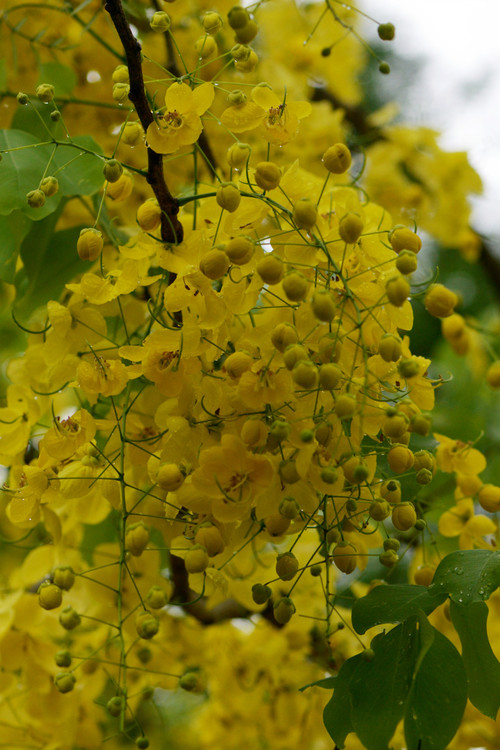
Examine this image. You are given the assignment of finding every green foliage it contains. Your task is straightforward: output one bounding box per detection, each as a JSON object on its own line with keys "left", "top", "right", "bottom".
{"left": 352, "top": 584, "right": 447, "bottom": 634}
{"left": 430, "top": 549, "right": 500, "bottom": 604}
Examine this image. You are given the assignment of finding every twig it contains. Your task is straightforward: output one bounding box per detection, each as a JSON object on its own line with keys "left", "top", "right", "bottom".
{"left": 105, "top": 0, "right": 183, "bottom": 244}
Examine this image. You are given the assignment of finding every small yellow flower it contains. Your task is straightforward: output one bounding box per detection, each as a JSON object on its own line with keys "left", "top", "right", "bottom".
{"left": 438, "top": 497, "right": 496, "bottom": 549}
{"left": 146, "top": 82, "right": 214, "bottom": 154}
{"left": 221, "top": 85, "right": 311, "bottom": 144}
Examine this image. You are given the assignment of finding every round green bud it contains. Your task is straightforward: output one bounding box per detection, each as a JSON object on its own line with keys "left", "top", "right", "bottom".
{"left": 310, "top": 564, "right": 322, "bottom": 577}
{"left": 322, "top": 143, "right": 351, "bottom": 174}
{"left": 396, "top": 250, "right": 418, "bottom": 275}
{"left": 50, "top": 110, "right": 61, "bottom": 122}
{"left": 136, "top": 739, "right": 150, "bottom": 749}
{"left": 40, "top": 176, "right": 59, "bottom": 197}
{"left": 292, "top": 198, "right": 318, "bottom": 231}
{"left": 203, "top": 11, "right": 223, "bottom": 34}
{"left": 276, "top": 551, "right": 299, "bottom": 581}
{"left": 38, "top": 582, "right": 63, "bottom": 610}
{"left": 55, "top": 650, "right": 72, "bottom": 668}
{"left": 383, "top": 538, "right": 400, "bottom": 552}
{"left": 300, "top": 429, "right": 315, "bottom": 443}
{"left": 416, "top": 468, "right": 433, "bottom": 485}
{"left": 251, "top": 583, "right": 272, "bottom": 605}
{"left": 279, "top": 497, "right": 300, "bottom": 519}
{"left": 36, "top": 83, "right": 55, "bottom": 103}
{"left": 59, "top": 605, "right": 81, "bottom": 630}
{"left": 234, "top": 20, "right": 259, "bottom": 44}
{"left": 379, "top": 62, "right": 391, "bottom": 75}
{"left": 150, "top": 11, "right": 170, "bottom": 32}
{"left": 17, "top": 92, "right": 29, "bottom": 105}
{"left": 136, "top": 612, "right": 160, "bottom": 640}
{"left": 273, "top": 596, "right": 296, "bottom": 625}
{"left": 52, "top": 566, "right": 75, "bottom": 591}
{"left": 227, "top": 6, "right": 250, "bottom": 29}
{"left": 26, "top": 189, "right": 46, "bottom": 208}
{"left": 107, "top": 696, "right": 124, "bottom": 717}
{"left": 414, "top": 519, "right": 426, "bottom": 531}
{"left": 103, "top": 159, "right": 123, "bottom": 183}
{"left": 378, "top": 23, "right": 395, "bottom": 40}
{"left": 379, "top": 549, "right": 399, "bottom": 567}
{"left": 54, "top": 672, "right": 76, "bottom": 693}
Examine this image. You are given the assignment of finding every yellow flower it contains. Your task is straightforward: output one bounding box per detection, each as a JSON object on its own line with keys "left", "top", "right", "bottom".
{"left": 434, "top": 433, "right": 486, "bottom": 475}
{"left": 146, "top": 82, "right": 214, "bottom": 154}
{"left": 438, "top": 497, "right": 496, "bottom": 549}
{"left": 221, "top": 85, "right": 311, "bottom": 144}
{"left": 0, "top": 385, "right": 41, "bottom": 465}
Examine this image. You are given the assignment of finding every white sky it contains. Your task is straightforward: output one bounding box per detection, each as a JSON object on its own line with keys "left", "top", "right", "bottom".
{"left": 363, "top": 0, "right": 500, "bottom": 238}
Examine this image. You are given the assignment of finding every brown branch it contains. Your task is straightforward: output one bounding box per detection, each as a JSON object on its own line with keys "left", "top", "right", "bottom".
{"left": 105, "top": 0, "right": 183, "bottom": 244}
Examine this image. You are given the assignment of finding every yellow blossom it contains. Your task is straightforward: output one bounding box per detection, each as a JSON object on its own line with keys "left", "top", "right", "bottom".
{"left": 146, "top": 82, "right": 214, "bottom": 154}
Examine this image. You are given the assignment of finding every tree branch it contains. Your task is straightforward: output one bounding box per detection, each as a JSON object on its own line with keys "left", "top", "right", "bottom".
{"left": 105, "top": 0, "right": 183, "bottom": 244}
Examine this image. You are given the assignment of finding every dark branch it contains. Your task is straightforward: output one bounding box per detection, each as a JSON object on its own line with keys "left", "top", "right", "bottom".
{"left": 105, "top": 0, "right": 183, "bottom": 244}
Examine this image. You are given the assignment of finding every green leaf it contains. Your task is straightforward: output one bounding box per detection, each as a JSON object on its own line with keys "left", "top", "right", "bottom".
{"left": 430, "top": 549, "right": 500, "bottom": 604}
{"left": 352, "top": 584, "right": 447, "bottom": 634}
{"left": 349, "top": 619, "right": 420, "bottom": 750}
{"left": 404, "top": 616, "right": 467, "bottom": 750}
{"left": 450, "top": 599, "right": 500, "bottom": 719}
{"left": 0, "top": 212, "right": 32, "bottom": 283}
{"left": 0, "top": 130, "right": 104, "bottom": 219}
{"left": 15, "top": 209, "right": 89, "bottom": 317}
{"left": 11, "top": 100, "right": 64, "bottom": 141}
{"left": 323, "top": 656, "right": 362, "bottom": 748}
{"left": 38, "top": 62, "right": 77, "bottom": 96}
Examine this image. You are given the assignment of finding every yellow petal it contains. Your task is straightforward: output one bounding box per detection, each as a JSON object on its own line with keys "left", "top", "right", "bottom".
{"left": 192, "top": 82, "right": 215, "bottom": 115}
{"left": 221, "top": 102, "right": 264, "bottom": 133}
{"left": 164, "top": 82, "right": 194, "bottom": 113}
{"left": 251, "top": 86, "right": 280, "bottom": 109}
{"left": 288, "top": 100, "right": 312, "bottom": 119}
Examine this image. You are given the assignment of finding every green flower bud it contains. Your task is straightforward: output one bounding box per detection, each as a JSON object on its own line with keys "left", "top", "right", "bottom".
{"left": 103, "top": 159, "right": 123, "bottom": 183}
{"left": 36, "top": 83, "right": 55, "bottom": 103}
{"left": 59, "top": 606, "right": 81, "bottom": 630}
{"left": 54, "top": 672, "right": 76, "bottom": 693}
{"left": 27, "top": 189, "right": 46, "bottom": 208}
{"left": 251, "top": 583, "right": 272, "bottom": 604}
{"left": 150, "top": 11, "right": 170, "bottom": 32}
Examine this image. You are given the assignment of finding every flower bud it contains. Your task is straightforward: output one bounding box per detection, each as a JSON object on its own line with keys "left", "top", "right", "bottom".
{"left": 52, "top": 566, "right": 75, "bottom": 591}
{"left": 378, "top": 22, "right": 395, "bottom": 40}
{"left": 416, "top": 468, "right": 433, "bottom": 485}
{"left": 279, "top": 459, "right": 300, "bottom": 484}
{"left": 195, "top": 35, "right": 217, "bottom": 59}
{"left": 112, "top": 65, "right": 129, "bottom": 83}
{"left": 424, "top": 283, "right": 458, "bottom": 318}
{"left": 396, "top": 250, "right": 418, "bottom": 275}
{"left": 227, "top": 141, "right": 251, "bottom": 170}
{"left": 389, "top": 226, "right": 422, "bottom": 254}
{"left": 391, "top": 502, "right": 417, "bottom": 531}
{"left": 323, "top": 143, "right": 351, "bottom": 174}
{"left": 256, "top": 254, "right": 284, "bottom": 285}
{"left": 146, "top": 585, "right": 170, "bottom": 609}
{"left": 252, "top": 583, "right": 272, "bottom": 604}
{"left": 200, "top": 248, "right": 230, "bottom": 280}
{"left": 125, "top": 522, "right": 150, "bottom": 556}
{"left": 225, "top": 236, "right": 254, "bottom": 264}
{"left": 276, "top": 551, "right": 299, "bottom": 581}
{"left": 195, "top": 524, "right": 225, "bottom": 557}
{"left": 107, "top": 696, "right": 125, "bottom": 717}
{"left": 320, "top": 467, "right": 339, "bottom": 485}
{"left": 397, "top": 357, "right": 420, "bottom": 379}
{"left": 179, "top": 669, "right": 206, "bottom": 692}
{"left": 292, "top": 198, "right": 317, "bottom": 231}
{"left": 227, "top": 6, "right": 250, "bottom": 29}
{"left": 384, "top": 538, "right": 400, "bottom": 552}
{"left": 254, "top": 161, "right": 281, "bottom": 191}
{"left": 282, "top": 272, "right": 308, "bottom": 302}
{"left": 387, "top": 445, "right": 414, "bottom": 473}
{"left": 379, "top": 61, "right": 391, "bottom": 74}
{"left": 150, "top": 11, "right": 170, "bottom": 32}
{"left": 311, "top": 289, "right": 336, "bottom": 322}
{"left": 36, "top": 83, "right": 55, "bottom": 103}
{"left": 137, "top": 199, "right": 162, "bottom": 232}
{"left": 185, "top": 545, "right": 209, "bottom": 573}
{"left": 55, "top": 650, "right": 72, "bottom": 668}
{"left": 54, "top": 672, "right": 76, "bottom": 693}
{"left": 136, "top": 738, "right": 150, "bottom": 749}
{"left": 50, "top": 110, "right": 61, "bottom": 122}
{"left": 380, "top": 479, "right": 401, "bottom": 504}
{"left": 234, "top": 20, "right": 258, "bottom": 44}
{"left": 414, "top": 565, "right": 435, "bottom": 587}
{"left": 77, "top": 228, "right": 103, "bottom": 261}
{"left": 339, "top": 213, "right": 364, "bottom": 244}
{"left": 318, "top": 333, "right": 342, "bottom": 363}
{"left": 136, "top": 612, "right": 160, "bottom": 640}
{"left": 413, "top": 449, "right": 434, "bottom": 472}
{"left": 335, "top": 393, "right": 357, "bottom": 420}
{"left": 103, "top": 159, "right": 123, "bottom": 183}
{"left": 478, "top": 484, "right": 500, "bottom": 513}
{"left": 224, "top": 351, "right": 253, "bottom": 378}
{"left": 106, "top": 172, "right": 133, "bottom": 201}
{"left": 26, "top": 189, "right": 45, "bottom": 208}
{"left": 273, "top": 596, "right": 296, "bottom": 624}
{"left": 292, "top": 360, "right": 319, "bottom": 389}
{"left": 378, "top": 333, "right": 402, "bottom": 362}
{"left": 379, "top": 550, "right": 399, "bottom": 567}
{"left": 279, "top": 497, "right": 300, "bottom": 519}
{"left": 216, "top": 182, "right": 241, "bottom": 213}
{"left": 38, "top": 582, "right": 63, "bottom": 610}
{"left": 382, "top": 412, "right": 409, "bottom": 440}
{"left": 230, "top": 44, "right": 251, "bottom": 62}
{"left": 59, "top": 606, "right": 81, "bottom": 630}
{"left": 241, "top": 418, "right": 267, "bottom": 448}
{"left": 17, "top": 92, "right": 29, "bottom": 105}
{"left": 156, "top": 463, "right": 184, "bottom": 491}
{"left": 486, "top": 362, "right": 500, "bottom": 389}
{"left": 332, "top": 542, "right": 357, "bottom": 574}
{"left": 203, "top": 11, "right": 223, "bottom": 34}
{"left": 386, "top": 276, "right": 410, "bottom": 307}
{"left": 369, "top": 499, "right": 391, "bottom": 521}
{"left": 265, "top": 515, "right": 291, "bottom": 536}
{"left": 112, "top": 82, "right": 130, "bottom": 104}
{"left": 40, "top": 176, "right": 59, "bottom": 197}
{"left": 271, "top": 323, "right": 298, "bottom": 352}
{"left": 318, "top": 364, "right": 342, "bottom": 390}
